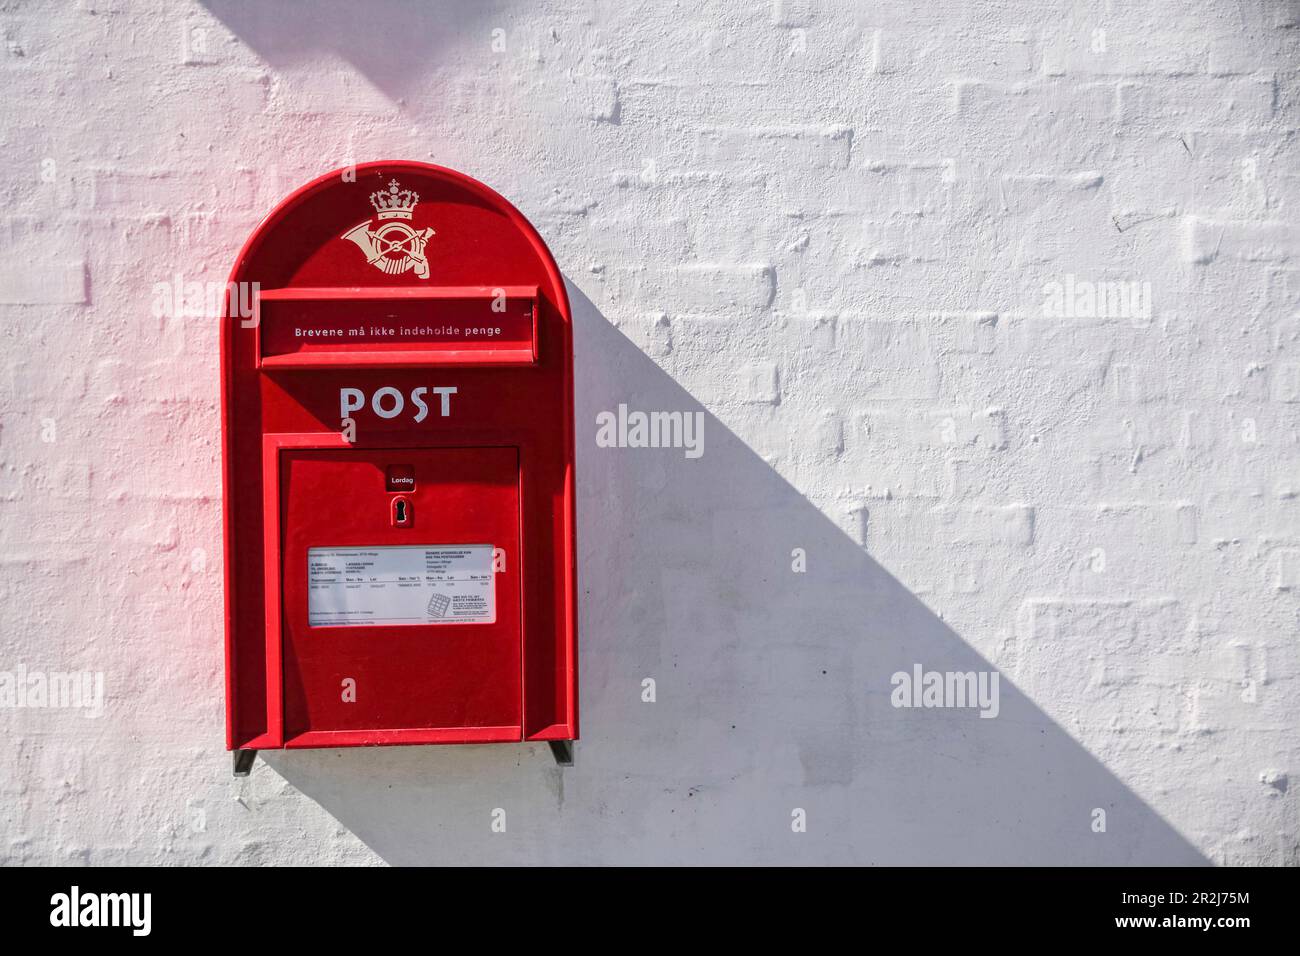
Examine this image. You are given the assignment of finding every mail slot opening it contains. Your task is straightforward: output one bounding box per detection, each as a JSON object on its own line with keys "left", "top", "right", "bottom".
{"left": 256, "top": 285, "right": 538, "bottom": 368}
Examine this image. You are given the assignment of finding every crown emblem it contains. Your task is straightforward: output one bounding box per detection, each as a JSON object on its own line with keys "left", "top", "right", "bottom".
{"left": 370, "top": 179, "right": 419, "bottom": 221}
{"left": 343, "top": 177, "right": 435, "bottom": 279}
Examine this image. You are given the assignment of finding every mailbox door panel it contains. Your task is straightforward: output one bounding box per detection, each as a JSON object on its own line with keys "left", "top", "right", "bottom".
{"left": 279, "top": 447, "right": 521, "bottom": 742}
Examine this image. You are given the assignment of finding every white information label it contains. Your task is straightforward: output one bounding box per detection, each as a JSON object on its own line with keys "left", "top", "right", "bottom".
{"left": 307, "top": 545, "right": 496, "bottom": 628}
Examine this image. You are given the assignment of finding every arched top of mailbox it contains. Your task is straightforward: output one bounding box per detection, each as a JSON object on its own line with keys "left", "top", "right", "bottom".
{"left": 226, "top": 161, "right": 569, "bottom": 324}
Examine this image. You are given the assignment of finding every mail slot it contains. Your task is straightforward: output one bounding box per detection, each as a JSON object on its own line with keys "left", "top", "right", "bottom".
{"left": 221, "top": 162, "right": 577, "bottom": 774}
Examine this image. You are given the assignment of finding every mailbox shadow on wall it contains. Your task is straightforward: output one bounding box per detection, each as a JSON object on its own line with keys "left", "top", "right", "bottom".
{"left": 249, "top": 273, "right": 1205, "bottom": 865}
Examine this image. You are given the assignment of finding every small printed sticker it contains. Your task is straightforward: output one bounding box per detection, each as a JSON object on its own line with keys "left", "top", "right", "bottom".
{"left": 307, "top": 545, "right": 495, "bottom": 627}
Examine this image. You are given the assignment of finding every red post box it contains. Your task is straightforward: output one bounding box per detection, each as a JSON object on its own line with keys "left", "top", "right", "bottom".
{"left": 221, "top": 162, "right": 577, "bottom": 774}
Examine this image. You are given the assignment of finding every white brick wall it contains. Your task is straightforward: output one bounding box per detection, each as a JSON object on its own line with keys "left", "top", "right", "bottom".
{"left": 1, "top": 0, "right": 1296, "bottom": 865}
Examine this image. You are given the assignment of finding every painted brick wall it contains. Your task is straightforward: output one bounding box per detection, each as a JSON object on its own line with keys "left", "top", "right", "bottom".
{"left": 1, "top": 0, "right": 1297, "bottom": 865}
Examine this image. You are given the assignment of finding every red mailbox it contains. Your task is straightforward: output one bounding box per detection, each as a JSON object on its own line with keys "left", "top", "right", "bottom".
{"left": 221, "top": 162, "right": 577, "bottom": 774}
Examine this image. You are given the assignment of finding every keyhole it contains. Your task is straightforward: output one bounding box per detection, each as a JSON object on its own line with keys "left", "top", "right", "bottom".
{"left": 392, "top": 496, "right": 412, "bottom": 527}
